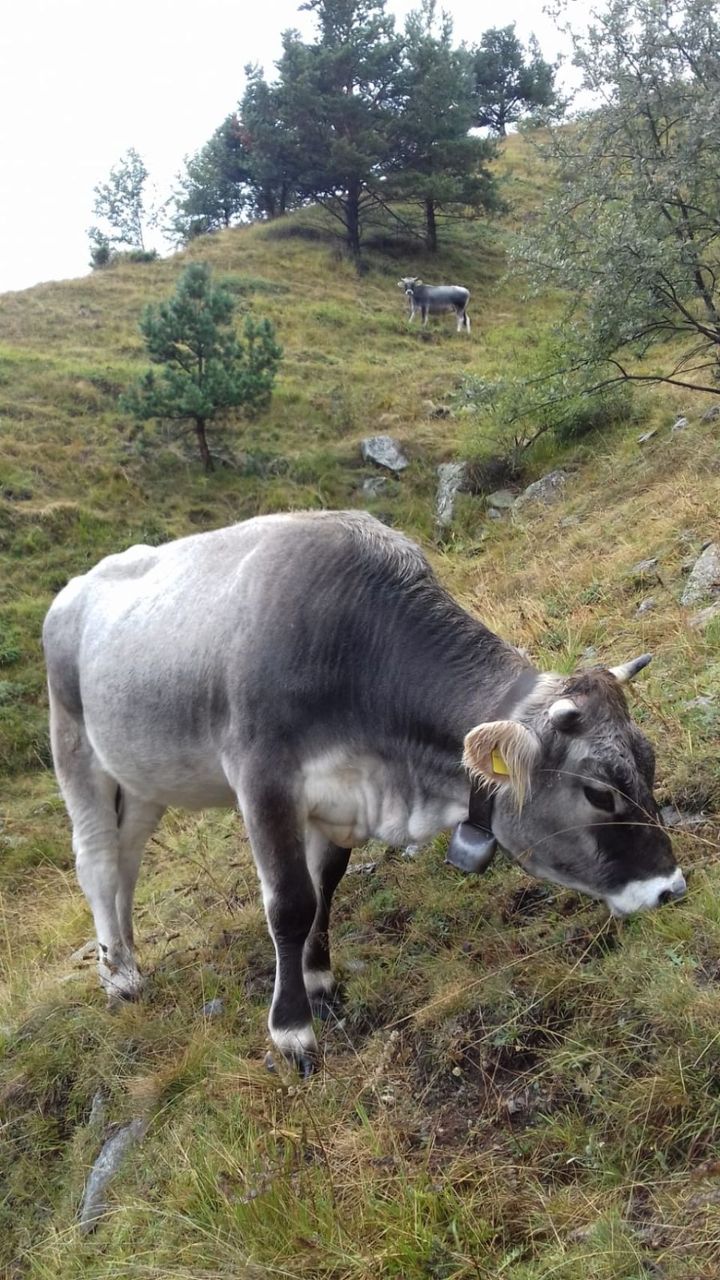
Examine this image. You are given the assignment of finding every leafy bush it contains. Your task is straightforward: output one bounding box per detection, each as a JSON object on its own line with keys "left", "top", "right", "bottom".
{"left": 458, "top": 329, "right": 636, "bottom": 467}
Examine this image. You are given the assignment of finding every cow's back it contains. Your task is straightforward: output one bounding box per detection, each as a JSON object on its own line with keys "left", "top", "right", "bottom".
{"left": 43, "top": 512, "right": 433, "bottom": 803}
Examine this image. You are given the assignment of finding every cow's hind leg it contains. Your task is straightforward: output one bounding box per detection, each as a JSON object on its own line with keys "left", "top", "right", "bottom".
{"left": 303, "top": 833, "right": 351, "bottom": 1017}
{"left": 49, "top": 696, "right": 142, "bottom": 1001}
{"left": 240, "top": 773, "right": 319, "bottom": 1075}
{"left": 116, "top": 794, "right": 165, "bottom": 956}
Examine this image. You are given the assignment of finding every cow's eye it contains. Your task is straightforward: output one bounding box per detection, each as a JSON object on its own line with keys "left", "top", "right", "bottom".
{"left": 583, "top": 784, "right": 615, "bottom": 813}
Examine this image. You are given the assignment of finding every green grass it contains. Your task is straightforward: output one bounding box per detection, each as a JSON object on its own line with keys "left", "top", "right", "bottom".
{"left": 1, "top": 135, "right": 719, "bottom": 1278}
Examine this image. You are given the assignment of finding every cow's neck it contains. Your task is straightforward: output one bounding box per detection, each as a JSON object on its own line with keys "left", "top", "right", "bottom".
{"left": 384, "top": 595, "right": 538, "bottom": 752}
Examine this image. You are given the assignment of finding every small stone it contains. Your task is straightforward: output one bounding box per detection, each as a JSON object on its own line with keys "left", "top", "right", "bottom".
{"left": 671, "top": 416, "right": 689, "bottom": 432}
{"left": 701, "top": 404, "right": 720, "bottom": 423}
{"left": 582, "top": 645, "right": 598, "bottom": 659}
{"left": 485, "top": 489, "right": 516, "bottom": 510}
{"left": 681, "top": 543, "right": 720, "bottom": 605}
{"left": 79, "top": 1117, "right": 147, "bottom": 1234}
{"left": 70, "top": 940, "right": 98, "bottom": 965}
{"left": 487, "top": 507, "right": 503, "bottom": 520}
{"left": 402, "top": 844, "right": 421, "bottom": 858}
{"left": 559, "top": 515, "right": 581, "bottom": 528}
{"left": 435, "top": 461, "right": 468, "bottom": 527}
{"left": 361, "top": 475, "right": 389, "bottom": 497}
{"left": 360, "top": 436, "right": 409, "bottom": 473}
{"left": 636, "top": 597, "right": 656, "bottom": 616}
{"left": 660, "top": 805, "right": 708, "bottom": 831}
{"left": 631, "top": 557, "right": 659, "bottom": 576}
{"left": 690, "top": 601, "right": 720, "bottom": 629}
{"left": 637, "top": 428, "right": 658, "bottom": 444}
{"left": 515, "top": 470, "right": 568, "bottom": 508}
{"left": 88, "top": 1091, "right": 107, "bottom": 1131}
{"left": 201, "top": 998, "right": 224, "bottom": 1018}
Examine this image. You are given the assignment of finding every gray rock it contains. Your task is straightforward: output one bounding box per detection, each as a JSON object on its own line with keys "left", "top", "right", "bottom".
{"left": 435, "top": 461, "right": 468, "bottom": 527}
{"left": 88, "top": 1091, "right": 107, "bottom": 1131}
{"left": 690, "top": 601, "right": 720, "bottom": 629}
{"left": 671, "top": 416, "right": 689, "bottom": 432}
{"left": 79, "top": 1116, "right": 147, "bottom": 1234}
{"left": 487, "top": 507, "right": 503, "bottom": 520}
{"left": 515, "top": 470, "right": 568, "bottom": 508}
{"left": 631, "top": 557, "right": 659, "bottom": 577}
{"left": 582, "top": 646, "right": 598, "bottom": 659}
{"left": 637, "top": 428, "right": 658, "bottom": 444}
{"left": 485, "top": 489, "right": 516, "bottom": 510}
{"left": 681, "top": 543, "right": 720, "bottom": 606}
{"left": 361, "top": 475, "right": 390, "bottom": 497}
{"left": 636, "top": 597, "right": 656, "bottom": 616}
{"left": 660, "top": 805, "right": 708, "bottom": 831}
{"left": 701, "top": 404, "right": 720, "bottom": 422}
{"left": 360, "top": 436, "right": 408, "bottom": 473}
{"left": 201, "top": 997, "right": 224, "bottom": 1018}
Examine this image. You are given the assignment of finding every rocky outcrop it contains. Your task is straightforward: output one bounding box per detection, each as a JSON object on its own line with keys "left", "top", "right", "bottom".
{"left": 515, "top": 470, "right": 568, "bottom": 508}
{"left": 681, "top": 543, "right": 720, "bottom": 606}
{"left": 360, "top": 436, "right": 409, "bottom": 472}
{"left": 435, "top": 462, "right": 469, "bottom": 527}
{"left": 79, "top": 1116, "right": 148, "bottom": 1234}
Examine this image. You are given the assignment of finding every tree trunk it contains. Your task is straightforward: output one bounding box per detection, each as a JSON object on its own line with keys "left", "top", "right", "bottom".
{"left": 279, "top": 182, "right": 288, "bottom": 217}
{"left": 346, "top": 182, "right": 361, "bottom": 257}
{"left": 195, "top": 419, "right": 214, "bottom": 471}
{"left": 425, "top": 198, "right": 438, "bottom": 253}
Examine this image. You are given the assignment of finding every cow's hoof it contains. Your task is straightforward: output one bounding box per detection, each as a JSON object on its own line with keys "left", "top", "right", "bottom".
{"left": 99, "top": 954, "right": 144, "bottom": 1004}
{"left": 264, "top": 1047, "right": 317, "bottom": 1079}
{"left": 269, "top": 1024, "right": 319, "bottom": 1079}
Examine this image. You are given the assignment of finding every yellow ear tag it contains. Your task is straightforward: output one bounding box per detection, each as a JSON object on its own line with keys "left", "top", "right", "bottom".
{"left": 491, "top": 748, "right": 510, "bottom": 776}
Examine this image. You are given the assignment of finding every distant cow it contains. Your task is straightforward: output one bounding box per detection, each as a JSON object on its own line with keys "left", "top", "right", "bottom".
{"left": 399, "top": 276, "right": 470, "bottom": 333}
{"left": 44, "top": 511, "right": 684, "bottom": 1077}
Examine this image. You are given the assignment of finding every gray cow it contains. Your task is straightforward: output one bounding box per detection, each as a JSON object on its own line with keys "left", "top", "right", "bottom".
{"left": 399, "top": 276, "right": 471, "bottom": 332}
{"left": 44, "top": 511, "right": 684, "bottom": 1076}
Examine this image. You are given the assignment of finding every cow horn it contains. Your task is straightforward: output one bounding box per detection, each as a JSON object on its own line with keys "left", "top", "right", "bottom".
{"left": 549, "top": 697, "right": 581, "bottom": 730}
{"left": 608, "top": 653, "right": 653, "bottom": 684}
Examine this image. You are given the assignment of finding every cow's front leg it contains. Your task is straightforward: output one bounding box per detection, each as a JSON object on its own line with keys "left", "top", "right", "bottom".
{"left": 304, "top": 833, "right": 351, "bottom": 1018}
{"left": 422, "top": 307, "right": 429, "bottom": 327}
{"left": 242, "top": 778, "right": 318, "bottom": 1076}
{"left": 407, "top": 301, "right": 416, "bottom": 323}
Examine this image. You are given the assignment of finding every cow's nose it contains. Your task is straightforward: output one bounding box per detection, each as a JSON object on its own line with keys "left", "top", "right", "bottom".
{"left": 658, "top": 873, "right": 687, "bottom": 907}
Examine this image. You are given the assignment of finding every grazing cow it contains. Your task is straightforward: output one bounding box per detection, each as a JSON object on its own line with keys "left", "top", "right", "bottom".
{"left": 44, "top": 512, "right": 684, "bottom": 1076}
{"left": 399, "top": 276, "right": 471, "bottom": 333}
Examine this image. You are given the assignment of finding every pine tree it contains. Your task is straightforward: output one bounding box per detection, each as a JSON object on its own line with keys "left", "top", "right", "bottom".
{"left": 276, "top": 0, "right": 402, "bottom": 255}
{"left": 121, "top": 264, "right": 282, "bottom": 470}
{"left": 170, "top": 116, "right": 252, "bottom": 242}
{"left": 390, "top": 2, "right": 499, "bottom": 251}
{"left": 472, "top": 26, "right": 558, "bottom": 136}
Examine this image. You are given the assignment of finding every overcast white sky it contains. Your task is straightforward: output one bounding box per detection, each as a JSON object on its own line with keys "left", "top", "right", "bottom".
{"left": 0, "top": 0, "right": 590, "bottom": 294}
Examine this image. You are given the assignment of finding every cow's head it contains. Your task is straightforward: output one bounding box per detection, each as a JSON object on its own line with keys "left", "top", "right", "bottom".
{"left": 463, "top": 656, "right": 686, "bottom": 915}
{"left": 398, "top": 276, "right": 420, "bottom": 293}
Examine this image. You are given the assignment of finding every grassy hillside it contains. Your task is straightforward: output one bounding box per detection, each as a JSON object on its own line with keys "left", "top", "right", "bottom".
{"left": 1, "top": 135, "right": 719, "bottom": 1279}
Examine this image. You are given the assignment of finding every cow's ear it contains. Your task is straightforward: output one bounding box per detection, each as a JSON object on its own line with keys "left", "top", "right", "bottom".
{"left": 463, "top": 720, "right": 540, "bottom": 808}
